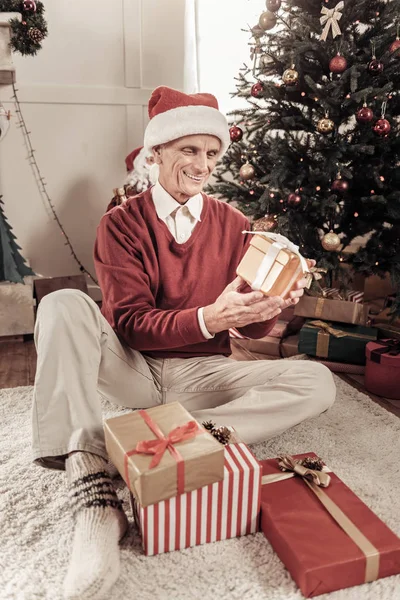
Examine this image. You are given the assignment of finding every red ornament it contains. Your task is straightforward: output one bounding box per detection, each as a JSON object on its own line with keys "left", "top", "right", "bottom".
{"left": 368, "top": 59, "right": 384, "bottom": 75}
{"left": 23, "top": 0, "right": 37, "bottom": 11}
{"left": 287, "top": 192, "right": 301, "bottom": 206}
{"left": 356, "top": 106, "right": 374, "bottom": 123}
{"left": 389, "top": 39, "right": 400, "bottom": 55}
{"left": 329, "top": 54, "right": 347, "bottom": 74}
{"left": 266, "top": 0, "right": 281, "bottom": 11}
{"left": 331, "top": 178, "right": 349, "bottom": 193}
{"left": 373, "top": 118, "right": 391, "bottom": 136}
{"left": 251, "top": 82, "right": 264, "bottom": 98}
{"left": 229, "top": 125, "right": 243, "bottom": 142}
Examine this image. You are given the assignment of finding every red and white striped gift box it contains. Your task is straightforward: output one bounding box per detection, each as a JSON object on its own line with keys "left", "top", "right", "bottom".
{"left": 131, "top": 442, "right": 262, "bottom": 556}
{"left": 322, "top": 287, "right": 364, "bottom": 303}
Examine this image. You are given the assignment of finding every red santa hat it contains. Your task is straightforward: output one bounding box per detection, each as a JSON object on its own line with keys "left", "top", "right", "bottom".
{"left": 125, "top": 146, "right": 143, "bottom": 172}
{"left": 143, "top": 86, "right": 230, "bottom": 156}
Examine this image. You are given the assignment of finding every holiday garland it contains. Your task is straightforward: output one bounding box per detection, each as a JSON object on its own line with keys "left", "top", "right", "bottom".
{"left": 0, "top": 1, "right": 47, "bottom": 56}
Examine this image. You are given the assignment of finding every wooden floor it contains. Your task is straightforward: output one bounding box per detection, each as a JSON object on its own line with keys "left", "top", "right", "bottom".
{"left": 1, "top": 336, "right": 399, "bottom": 419}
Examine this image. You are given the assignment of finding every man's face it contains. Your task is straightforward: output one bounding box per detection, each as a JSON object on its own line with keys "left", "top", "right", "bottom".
{"left": 153, "top": 134, "right": 221, "bottom": 203}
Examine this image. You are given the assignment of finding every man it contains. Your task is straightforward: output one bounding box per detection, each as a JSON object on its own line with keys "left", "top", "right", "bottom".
{"left": 32, "top": 86, "right": 336, "bottom": 600}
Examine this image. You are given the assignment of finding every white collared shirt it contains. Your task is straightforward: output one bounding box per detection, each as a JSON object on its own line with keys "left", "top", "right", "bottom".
{"left": 151, "top": 182, "right": 214, "bottom": 339}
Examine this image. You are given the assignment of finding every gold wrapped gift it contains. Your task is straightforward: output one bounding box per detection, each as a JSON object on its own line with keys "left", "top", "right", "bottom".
{"left": 104, "top": 402, "right": 225, "bottom": 507}
{"left": 237, "top": 232, "right": 309, "bottom": 299}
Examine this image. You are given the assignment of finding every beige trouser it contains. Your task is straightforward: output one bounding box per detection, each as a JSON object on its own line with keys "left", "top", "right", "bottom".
{"left": 32, "top": 289, "right": 336, "bottom": 469}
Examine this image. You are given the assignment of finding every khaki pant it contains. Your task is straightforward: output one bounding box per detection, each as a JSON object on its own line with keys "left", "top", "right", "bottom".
{"left": 32, "top": 289, "right": 336, "bottom": 469}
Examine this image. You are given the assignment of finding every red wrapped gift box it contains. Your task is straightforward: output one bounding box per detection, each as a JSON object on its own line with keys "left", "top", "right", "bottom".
{"left": 260, "top": 453, "right": 400, "bottom": 597}
{"left": 365, "top": 339, "right": 400, "bottom": 400}
{"left": 131, "top": 442, "right": 262, "bottom": 555}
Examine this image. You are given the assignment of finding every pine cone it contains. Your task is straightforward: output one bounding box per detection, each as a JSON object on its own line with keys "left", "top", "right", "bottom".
{"left": 28, "top": 27, "right": 44, "bottom": 43}
{"left": 301, "top": 456, "right": 324, "bottom": 471}
{"left": 211, "top": 426, "right": 231, "bottom": 445}
{"left": 202, "top": 420, "right": 215, "bottom": 432}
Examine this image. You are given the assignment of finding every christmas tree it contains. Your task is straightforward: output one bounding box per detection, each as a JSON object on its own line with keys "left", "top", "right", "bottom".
{"left": 208, "top": 0, "right": 400, "bottom": 316}
{"left": 0, "top": 196, "right": 35, "bottom": 283}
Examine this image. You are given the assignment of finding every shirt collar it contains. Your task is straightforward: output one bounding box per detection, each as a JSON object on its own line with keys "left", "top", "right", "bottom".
{"left": 152, "top": 181, "right": 203, "bottom": 222}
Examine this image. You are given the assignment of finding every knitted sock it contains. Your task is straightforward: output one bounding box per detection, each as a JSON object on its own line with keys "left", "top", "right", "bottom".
{"left": 63, "top": 452, "right": 128, "bottom": 600}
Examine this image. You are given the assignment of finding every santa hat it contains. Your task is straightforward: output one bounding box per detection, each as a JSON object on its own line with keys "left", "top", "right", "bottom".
{"left": 143, "top": 86, "right": 230, "bottom": 156}
{"left": 125, "top": 146, "right": 143, "bottom": 172}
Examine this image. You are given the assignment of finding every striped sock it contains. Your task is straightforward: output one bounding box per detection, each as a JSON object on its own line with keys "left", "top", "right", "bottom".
{"left": 63, "top": 452, "right": 128, "bottom": 600}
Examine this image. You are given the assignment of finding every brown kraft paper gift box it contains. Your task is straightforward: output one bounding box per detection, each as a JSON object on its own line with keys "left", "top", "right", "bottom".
{"left": 104, "top": 402, "right": 224, "bottom": 507}
{"left": 294, "top": 294, "right": 368, "bottom": 325}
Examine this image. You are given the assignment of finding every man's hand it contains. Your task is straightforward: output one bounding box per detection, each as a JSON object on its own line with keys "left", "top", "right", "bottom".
{"left": 203, "top": 259, "right": 316, "bottom": 336}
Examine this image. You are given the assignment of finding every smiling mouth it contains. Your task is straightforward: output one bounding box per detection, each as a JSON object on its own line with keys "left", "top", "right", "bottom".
{"left": 183, "top": 170, "right": 205, "bottom": 182}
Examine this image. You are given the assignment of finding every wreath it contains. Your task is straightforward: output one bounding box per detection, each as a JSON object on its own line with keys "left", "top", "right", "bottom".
{"left": 0, "top": 1, "right": 47, "bottom": 56}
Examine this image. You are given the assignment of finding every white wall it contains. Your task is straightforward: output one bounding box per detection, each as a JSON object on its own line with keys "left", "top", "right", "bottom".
{"left": 0, "top": 0, "right": 187, "bottom": 296}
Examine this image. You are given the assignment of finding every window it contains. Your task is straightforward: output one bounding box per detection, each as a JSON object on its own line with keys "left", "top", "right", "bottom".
{"left": 196, "top": 0, "right": 263, "bottom": 114}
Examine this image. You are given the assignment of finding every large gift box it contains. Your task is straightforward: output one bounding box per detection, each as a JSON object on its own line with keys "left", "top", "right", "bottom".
{"left": 260, "top": 453, "right": 400, "bottom": 597}
{"left": 365, "top": 339, "right": 400, "bottom": 400}
{"left": 104, "top": 403, "right": 224, "bottom": 507}
{"left": 294, "top": 294, "right": 368, "bottom": 325}
{"left": 298, "top": 320, "right": 377, "bottom": 365}
{"left": 237, "top": 232, "right": 309, "bottom": 299}
{"left": 131, "top": 441, "right": 262, "bottom": 555}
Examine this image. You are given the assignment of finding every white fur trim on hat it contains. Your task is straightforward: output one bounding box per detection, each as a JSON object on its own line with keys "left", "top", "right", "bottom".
{"left": 144, "top": 105, "right": 230, "bottom": 156}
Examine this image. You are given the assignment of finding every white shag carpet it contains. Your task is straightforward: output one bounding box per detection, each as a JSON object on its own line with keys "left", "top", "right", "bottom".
{"left": 1, "top": 378, "right": 400, "bottom": 600}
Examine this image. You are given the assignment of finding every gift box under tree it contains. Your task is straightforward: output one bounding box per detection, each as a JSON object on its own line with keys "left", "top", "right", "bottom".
{"left": 130, "top": 431, "right": 262, "bottom": 556}
{"left": 260, "top": 453, "right": 400, "bottom": 597}
{"left": 104, "top": 402, "right": 225, "bottom": 507}
{"left": 365, "top": 339, "right": 400, "bottom": 400}
{"left": 298, "top": 320, "right": 377, "bottom": 365}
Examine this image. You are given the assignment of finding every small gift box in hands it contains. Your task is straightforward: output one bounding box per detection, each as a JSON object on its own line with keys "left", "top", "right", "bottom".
{"left": 236, "top": 232, "right": 310, "bottom": 299}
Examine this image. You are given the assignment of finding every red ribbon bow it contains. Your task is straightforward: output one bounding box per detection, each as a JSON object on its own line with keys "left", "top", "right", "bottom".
{"left": 124, "top": 409, "right": 200, "bottom": 496}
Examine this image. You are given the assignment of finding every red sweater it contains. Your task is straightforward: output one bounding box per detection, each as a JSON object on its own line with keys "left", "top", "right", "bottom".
{"left": 94, "top": 188, "right": 277, "bottom": 358}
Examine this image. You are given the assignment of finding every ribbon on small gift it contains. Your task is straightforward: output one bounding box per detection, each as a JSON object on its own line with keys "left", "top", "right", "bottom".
{"left": 320, "top": 1, "right": 344, "bottom": 41}
{"left": 242, "top": 231, "right": 309, "bottom": 293}
{"left": 306, "top": 320, "right": 376, "bottom": 358}
{"left": 262, "top": 454, "right": 380, "bottom": 583}
{"left": 370, "top": 339, "right": 400, "bottom": 363}
{"left": 124, "top": 410, "right": 201, "bottom": 496}
{"left": 307, "top": 319, "right": 347, "bottom": 358}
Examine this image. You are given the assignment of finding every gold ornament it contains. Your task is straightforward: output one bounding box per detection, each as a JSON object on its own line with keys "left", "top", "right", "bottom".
{"left": 252, "top": 214, "right": 278, "bottom": 231}
{"left": 317, "top": 116, "right": 335, "bottom": 134}
{"left": 239, "top": 163, "right": 255, "bottom": 180}
{"left": 321, "top": 230, "right": 341, "bottom": 251}
{"left": 282, "top": 66, "right": 299, "bottom": 86}
{"left": 258, "top": 11, "right": 277, "bottom": 31}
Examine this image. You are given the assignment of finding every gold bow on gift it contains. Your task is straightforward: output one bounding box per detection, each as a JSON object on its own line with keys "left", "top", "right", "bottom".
{"left": 277, "top": 454, "right": 331, "bottom": 487}
{"left": 262, "top": 454, "right": 381, "bottom": 583}
{"left": 304, "top": 267, "right": 327, "bottom": 294}
{"left": 320, "top": 1, "right": 344, "bottom": 41}
{"left": 308, "top": 320, "right": 347, "bottom": 338}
